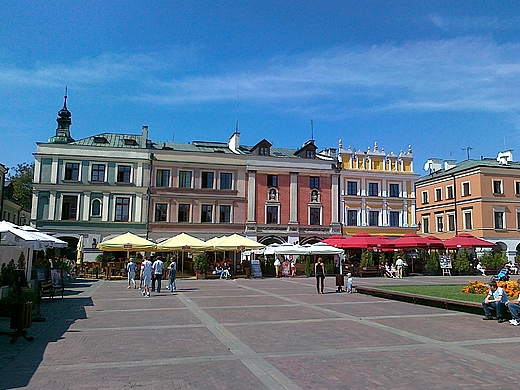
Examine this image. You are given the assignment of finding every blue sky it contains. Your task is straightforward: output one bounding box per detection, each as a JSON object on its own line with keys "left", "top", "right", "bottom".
{"left": 1, "top": 1, "right": 520, "bottom": 173}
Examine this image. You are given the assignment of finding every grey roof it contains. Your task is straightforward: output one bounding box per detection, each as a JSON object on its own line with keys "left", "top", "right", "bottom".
{"left": 69, "top": 133, "right": 330, "bottom": 159}
{"left": 417, "top": 158, "right": 520, "bottom": 183}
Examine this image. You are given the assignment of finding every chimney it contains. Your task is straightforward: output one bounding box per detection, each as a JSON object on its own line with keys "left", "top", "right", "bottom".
{"left": 228, "top": 131, "right": 240, "bottom": 154}
{"left": 497, "top": 150, "right": 513, "bottom": 165}
{"left": 141, "top": 126, "right": 148, "bottom": 148}
{"left": 443, "top": 160, "right": 457, "bottom": 170}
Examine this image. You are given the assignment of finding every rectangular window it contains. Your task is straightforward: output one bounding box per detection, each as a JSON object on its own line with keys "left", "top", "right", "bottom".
{"left": 516, "top": 182, "right": 520, "bottom": 196}
{"left": 219, "top": 205, "right": 231, "bottom": 223}
{"left": 201, "top": 172, "right": 214, "bottom": 189}
{"left": 389, "top": 184, "right": 399, "bottom": 198}
{"left": 464, "top": 210, "right": 472, "bottom": 230}
{"left": 493, "top": 180, "right": 503, "bottom": 194}
{"left": 310, "top": 207, "right": 321, "bottom": 225}
{"left": 389, "top": 211, "right": 399, "bottom": 227}
{"left": 368, "top": 211, "right": 379, "bottom": 226}
{"left": 347, "top": 210, "right": 357, "bottom": 226}
{"left": 201, "top": 205, "right": 213, "bottom": 222}
{"left": 448, "top": 214, "right": 455, "bottom": 232}
{"left": 494, "top": 211, "right": 504, "bottom": 230}
{"left": 259, "top": 147, "right": 268, "bottom": 156}
{"left": 266, "top": 205, "right": 278, "bottom": 224}
{"left": 422, "top": 191, "right": 429, "bottom": 204}
{"left": 220, "top": 173, "right": 232, "bottom": 190}
{"left": 462, "top": 182, "right": 470, "bottom": 197}
{"left": 446, "top": 186, "right": 454, "bottom": 200}
{"left": 61, "top": 195, "right": 78, "bottom": 220}
{"left": 178, "top": 204, "right": 190, "bottom": 222}
{"left": 179, "top": 171, "right": 192, "bottom": 188}
{"left": 517, "top": 211, "right": 520, "bottom": 230}
{"left": 368, "top": 183, "right": 379, "bottom": 196}
{"left": 64, "top": 163, "right": 79, "bottom": 181}
{"left": 115, "top": 197, "right": 130, "bottom": 222}
{"left": 436, "top": 215, "right": 444, "bottom": 232}
{"left": 117, "top": 165, "right": 131, "bottom": 183}
{"left": 154, "top": 204, "right": 167, "bottom": 222}
{"left": 347, "top": 181, "right": 357, "bottom": 196}
{"left": 310, "top": 177, "right": 320, "bottom": 189}
{"left": 267, "top": 175, "right": 278, "bottom": 187}
{"left": 91, "top": 164, "right": 105, "bottom": 182}
{"left": 435, "top": 188, "right": 442, "bottom": 201}
{"left": 156, "top": 169, "right": 170, "bottom": 187}
{"left": 422, "top": 216, "right": 430, "bottom": 234}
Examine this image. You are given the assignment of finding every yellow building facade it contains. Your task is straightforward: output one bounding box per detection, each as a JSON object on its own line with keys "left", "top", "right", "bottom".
{"left": 338, "top": 141, "right": 419, "bottom": 236}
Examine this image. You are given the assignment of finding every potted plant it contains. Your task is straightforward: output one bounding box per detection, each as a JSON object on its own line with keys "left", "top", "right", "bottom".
{"left": 193, "top": 253, "right": 208, "bottom": 279}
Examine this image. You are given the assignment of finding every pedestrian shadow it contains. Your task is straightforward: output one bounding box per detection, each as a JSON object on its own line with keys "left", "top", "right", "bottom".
{"left": 0, "top": 296, "right": 93, "bottom": 390}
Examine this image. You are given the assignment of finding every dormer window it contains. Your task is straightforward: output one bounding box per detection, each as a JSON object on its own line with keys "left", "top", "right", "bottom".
{"left": 305, "top": 150, "right": 314, "bottom": 159}
{"left": 93, "top": 136, "right": 108, "bottom": 144}
{"left": 259, "top": 147, "right": 268, "bottom": 156}
{"left": 124, "top": 139, "right": 138, "bottom": 146}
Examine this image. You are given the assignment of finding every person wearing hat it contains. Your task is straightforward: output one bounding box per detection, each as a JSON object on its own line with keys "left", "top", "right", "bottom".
{"left": 127, "top": 258, "right": 136, "bottom": 289}
{"left": 346, "top": 272, "right": 354, "bottom": 294}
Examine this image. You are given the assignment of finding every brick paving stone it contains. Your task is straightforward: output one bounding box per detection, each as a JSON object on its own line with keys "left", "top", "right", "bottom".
{"left": 2, "top": 276, "right": 520, "bottom": 389}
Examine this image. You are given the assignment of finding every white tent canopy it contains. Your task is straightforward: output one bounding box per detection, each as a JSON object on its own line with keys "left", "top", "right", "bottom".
{"left": 0, "top": 221, "right": 68, "bottom": 281}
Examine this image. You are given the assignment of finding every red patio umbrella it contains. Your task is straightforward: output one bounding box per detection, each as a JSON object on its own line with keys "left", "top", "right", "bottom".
{"left": 425, "top": 235, "right": 445, "bottom": 249}
{"left": 321, "top": 235, "right": 351, "bottom": 248}
{"left": 340, "top": 232, "right": 384, "bottom": 249}
{"left": 393, "top": 233, "right": 433, "bottom": 249}
{"left": 443, "top": 233, "right": 495, "bottom": 249}
{"left": 375, "top": 235, "right": 396, "bottom": 251}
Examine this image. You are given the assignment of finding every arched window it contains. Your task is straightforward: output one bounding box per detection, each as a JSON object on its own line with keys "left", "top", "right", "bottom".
{"left": 91, "top": 199, "right": 102, "bottom": 217}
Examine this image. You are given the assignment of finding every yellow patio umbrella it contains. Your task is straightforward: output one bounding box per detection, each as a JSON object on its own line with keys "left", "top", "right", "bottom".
{"left": 76, "top": 235, "right": 84, "bottom": 265}
{"left": 97, "top": 232, "right": 156, "bottom": 256}
{"left": 156, "top": 233, "right": 210, "bottom": 251}
{"left": 210, "top": 234, "right": 265, "bottom": 273}
{"left": 156, "top": 233, "right": 211, "bottom": 275}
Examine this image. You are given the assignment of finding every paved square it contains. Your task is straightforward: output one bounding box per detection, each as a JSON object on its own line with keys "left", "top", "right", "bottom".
{"left": 1, "top": 275, "right": 520, "bottom": 389}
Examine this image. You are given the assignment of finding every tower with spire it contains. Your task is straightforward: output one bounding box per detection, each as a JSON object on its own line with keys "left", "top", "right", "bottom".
{"left": 48, "top": 88, "right": 75, "bottom": 144}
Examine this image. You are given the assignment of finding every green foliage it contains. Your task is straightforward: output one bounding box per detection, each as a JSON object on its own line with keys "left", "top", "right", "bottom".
{"left": 193, "top": 253, "right": 208, "bottom": 273}
{"left": 377, "top": 284, "right": 484, "bottom": 304}
{"left": 262, "top": 257, "right": 275, "bottom": 276}
{"left": 325, "top": 261, "right": 334, "bottom": 274}
{"left": 7, "top": 163, "right": 34, "bottom": 210}
{"left": 480, "top": 251, "right": 506, "bottom": 270}
{"left": 393, "top": 251, "right": 405, "bottom": 263}
{"left": 96, "top": 253, "right": 115, "bottom": 265}
{"left": 360, "top": 250, "right": 374, "bottom": 267}
{"left": 0, "top": 260, "right": 16, "bottom": 287}
{"left": 304, "top": 256, "right": 312, "bottom": 276}
{"left": 453, "top": 250, "right": 470, "bottom": 275}
{"left": 0, "top": 288, "right": 39, "bottom": 317}
{"left": 426, "top": 252, "right": 440, "bottom": 275}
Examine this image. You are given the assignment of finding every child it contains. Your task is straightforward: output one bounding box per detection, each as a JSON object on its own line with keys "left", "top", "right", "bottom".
{"left": 346, "top": 272, "right": 354, "bottom": 293}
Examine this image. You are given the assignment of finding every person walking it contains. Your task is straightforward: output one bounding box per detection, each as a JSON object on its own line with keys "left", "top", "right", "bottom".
{"left": 152, "top": 256, "right": 164, "bottom": 293}
{"left": 141, "top": 257, "right": 152, "bottom": 298}
{"left": 168, "top": 260, "right": 177, "bottom": 293}
{"left": 346, "top": 272, "right": 354, "bottom": 293}
{"left": 315, "top": 257, "right": 325, "bottom": 294}
{"left": 127, "top": 258, "right": 136, "bottom": 289}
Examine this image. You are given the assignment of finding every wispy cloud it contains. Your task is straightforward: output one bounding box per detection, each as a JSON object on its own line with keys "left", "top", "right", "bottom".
{"left": 1, "top": 37, "right": 520, "bottom": 118}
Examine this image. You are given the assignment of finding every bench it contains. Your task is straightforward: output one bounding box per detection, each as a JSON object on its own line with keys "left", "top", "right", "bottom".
{"left": 39, "top": 281, "right": 55, "bottom": 302}
{"left": 356, "top": 266, "right": 381, "bottom": 278}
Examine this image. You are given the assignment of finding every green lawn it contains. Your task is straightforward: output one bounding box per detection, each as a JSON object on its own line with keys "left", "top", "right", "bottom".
{"left": 376, "top": 285, "right": 484, "bottom": 304}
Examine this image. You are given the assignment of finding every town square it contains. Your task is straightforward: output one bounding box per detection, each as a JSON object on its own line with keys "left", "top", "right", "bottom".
{"left": 2, "top": 1, "right": 520, "bottom": 389}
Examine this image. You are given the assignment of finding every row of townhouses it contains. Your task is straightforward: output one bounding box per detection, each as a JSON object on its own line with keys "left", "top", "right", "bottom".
{"left": 27, "top": 98, "right": 520, "bottom": 262}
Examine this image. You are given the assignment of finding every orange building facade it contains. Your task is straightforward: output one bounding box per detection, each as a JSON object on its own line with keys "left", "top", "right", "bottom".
{"left": 415, "top": 153, "right": 520, "bottom": 262}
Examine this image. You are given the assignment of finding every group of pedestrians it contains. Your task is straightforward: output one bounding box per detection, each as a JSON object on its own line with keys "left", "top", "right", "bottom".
{"left": 482, "top": 279, "right": 520, "bottom": 325}
{"left": 126, "top": 256, "right": 177, "bottom": 298}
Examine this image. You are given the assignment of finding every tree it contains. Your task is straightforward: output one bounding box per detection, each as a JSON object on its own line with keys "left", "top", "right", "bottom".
{"left": 453, "top": 250, "right": 470, "bottom": 275}
{"left": 7, "top": 163, "right": 34, "bottom": 210}
{"left": 360, "top": 250, "right": 374, "bottom": 267}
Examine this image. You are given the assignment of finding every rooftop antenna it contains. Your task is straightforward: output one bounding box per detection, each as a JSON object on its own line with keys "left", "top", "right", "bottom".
{"left": 310, "top": 119, "right": 314, "bottom": 141}
{"left": 462, "top": 146, "right": 473, "bottom": 160}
